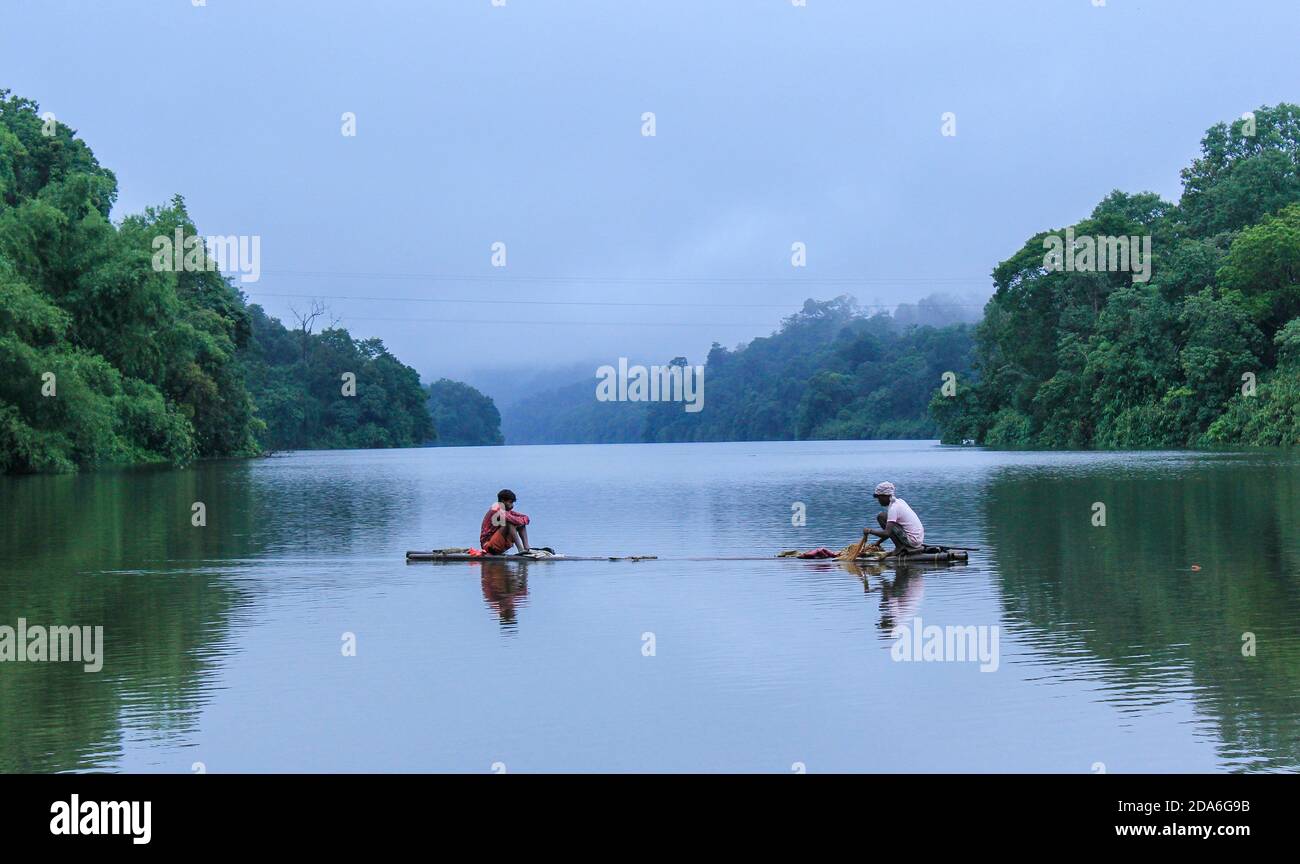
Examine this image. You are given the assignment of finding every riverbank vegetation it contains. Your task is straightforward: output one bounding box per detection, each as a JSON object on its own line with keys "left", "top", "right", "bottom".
{"left": 0, "top": 90, "right": 499, "bottom": 473}
{"left": 933, "top": 104, "right": 1300, "bottom": 448}
{"left": 8, "top": 89, "right": 1299, "bottom": 469}
{"left": 241, "top": 303, "right": 435, "bottom": 451}
{"left": 504, "top": 297, "right": 975, "bottom": 444}
{"left": 426, "top": 378, "right": 504, "bottom": 446}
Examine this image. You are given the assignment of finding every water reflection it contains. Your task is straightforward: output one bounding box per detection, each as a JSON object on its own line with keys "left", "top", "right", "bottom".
{"left": 0, "top": 456, "right": 414, "bottom": 773}
{"left": 787, "top": 556, "right": 940, "bottom": 635}
{"left": 2, "top": 442, "right": 1298, "bottom": 772}
{"left": 876, "top": 567, "right": 928, "bottom": 634}
{"left": 985, "top": 455, "right": 1300, "bottom": 772}
{"left": 478, "top": 561, "right": 530, "bottom": 630}
{"left": 0, "top": 465, "right": 251, "bottom": 772}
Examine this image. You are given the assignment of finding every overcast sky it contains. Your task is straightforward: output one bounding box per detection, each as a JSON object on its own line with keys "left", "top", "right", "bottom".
{"left": 6, "top": 0, "right": 1300, "bottom": 399}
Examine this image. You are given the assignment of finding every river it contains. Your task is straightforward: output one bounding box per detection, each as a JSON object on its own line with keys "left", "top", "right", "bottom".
{"left": 2, "top": 440, "right": 1297, "bottom": 772}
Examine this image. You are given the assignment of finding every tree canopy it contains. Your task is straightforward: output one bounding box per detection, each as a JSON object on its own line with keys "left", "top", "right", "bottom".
{"left": 0, "top": 90, "right": 500, "bottom": 472}
{"left": 934, "top": 104, "right": 1300, "bottom": 449}
{"left": 426, "top": 378, "right": 504, "bottom": 446}
{"left": 504, "top": 296, "right": 976, "bottom": 444}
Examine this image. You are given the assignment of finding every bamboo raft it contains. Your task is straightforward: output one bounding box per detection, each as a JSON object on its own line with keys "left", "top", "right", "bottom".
{"left": 405, "top": 548, "right": 970, "bottom": 563}
{"left": 405, "top": 551, "right": 657, "bottom": 562}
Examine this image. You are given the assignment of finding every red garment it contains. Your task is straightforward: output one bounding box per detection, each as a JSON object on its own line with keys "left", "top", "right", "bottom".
{"left": 480, "top": 503, "right": 530, "bottom": 547}
{"left": 797, "top": 547, "right": 838, "bottom": 559}
{"left": 483, "top": 528, "right": 510, "bottom": 555}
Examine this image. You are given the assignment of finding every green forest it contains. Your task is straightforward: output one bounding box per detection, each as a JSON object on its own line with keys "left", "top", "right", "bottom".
{"left": 8, "top": 89, "right": 1300, "bottom": 468}
{"left": 242, "top": 303, "right": 435, "bottom": 451}
{"left": 426, "top": 378, "right": 504, "bottom": 446}
{"left": 504, "top": 297, "right": 975, "bottom": 444}
{"left": 505, "top": 105, "right": 1300, "bottom": 450}
{"left": 933, "top": 103, "right": 1300, "bottom": 448}
{"left": 0, "top": 90, "right": 500, "bottom": 473}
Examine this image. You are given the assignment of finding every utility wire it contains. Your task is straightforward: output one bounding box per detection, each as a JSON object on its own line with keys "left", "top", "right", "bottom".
{"left": 338, "top": 316, "right": 799, "bottom": 327}
{"left": 244, "top": 290, "right": 987, "bottom": 310}
{"left": 258, "top": 269, "right": 990, "bottom": 286}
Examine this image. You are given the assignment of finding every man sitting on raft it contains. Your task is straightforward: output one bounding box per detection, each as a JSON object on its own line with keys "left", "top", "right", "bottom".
{"left": 481, "top": 488, "right": 531, "bottom": 555}
{"left": 863, "top": 481, "right": 925, "bottom": 557}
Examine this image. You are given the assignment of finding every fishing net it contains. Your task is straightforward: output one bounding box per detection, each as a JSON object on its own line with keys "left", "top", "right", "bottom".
{"left": 839, "top": 539, "right": 885, "bottom": 560}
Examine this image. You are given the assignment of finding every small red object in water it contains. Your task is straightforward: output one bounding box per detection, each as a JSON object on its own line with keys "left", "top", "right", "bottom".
{"left": 1190, "top": 564, "right": 1201, "bottom": 571}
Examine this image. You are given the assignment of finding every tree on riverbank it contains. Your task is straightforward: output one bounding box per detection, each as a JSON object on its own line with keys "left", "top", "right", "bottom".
{"left": 241, "top": 304, "right": 435, "bottom": 451}
{"left": 0, "top": 90, "right": 453, "bottom": 472}
{"left": 933, "top": 104, "right": 1300, "bottom": 448}
{"left": 426, "top": 378, "right": 504, "bottom": 446}
{"left": 0, "top": 91, "right": 258, "bottom": 472}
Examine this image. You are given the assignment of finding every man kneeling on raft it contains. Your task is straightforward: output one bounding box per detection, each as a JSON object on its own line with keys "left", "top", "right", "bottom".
{"left": 863, "top": 481, "right": 925, "bottom": 557}
{"left": 481, "top": 488, "right": 531, "bottom": 554}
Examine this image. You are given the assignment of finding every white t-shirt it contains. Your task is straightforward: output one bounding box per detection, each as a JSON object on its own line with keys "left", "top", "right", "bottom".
{"left": 887, "top": 498, "right": 925, "bottom": 547}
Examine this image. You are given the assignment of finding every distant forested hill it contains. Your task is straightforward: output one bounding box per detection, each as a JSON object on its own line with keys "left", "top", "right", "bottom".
{"left": 426, "top": 378, "right": 504, "bottom": 446}
{"left": 241, "top": 304, "right": 435, "bottom": 451}
{"left": 504, "top": 378, "right": 648, "bottom": 444}
{"left": 0, "top": 89, "right": 491, "bottom": 472}
{"left": 503, "top": 297, "right": 976, "bottom": 444}
{"left": 934, "top": 104, "right": 1300, "bottom": 448}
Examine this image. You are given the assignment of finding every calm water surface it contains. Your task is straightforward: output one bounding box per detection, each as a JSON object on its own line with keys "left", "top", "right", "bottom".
{"left": 2, "top": 441, "right": 1298, "bottom": 772}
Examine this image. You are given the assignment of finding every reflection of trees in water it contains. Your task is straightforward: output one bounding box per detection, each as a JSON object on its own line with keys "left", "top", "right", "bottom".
{"left": 239, "top": 457, "right": 415, "bottom": 554}
{"left": 986, "top": 459, "right": 1300, "bottom": 771}
{"left": 0, "top": 457, "right": 411, "bottom": 772}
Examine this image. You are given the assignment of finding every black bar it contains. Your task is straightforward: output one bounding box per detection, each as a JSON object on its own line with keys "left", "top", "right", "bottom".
{"left": 3, "top": 774, "right": 1285, "bottom": 850}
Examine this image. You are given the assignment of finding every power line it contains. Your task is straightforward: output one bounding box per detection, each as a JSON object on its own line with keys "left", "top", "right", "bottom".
{"left": 244, "top": 290, "right": 988, "bottom": 310}
{"left": 258, "top": 269, "right": 990, "bottom": 286}
{"left": 337, "top": 316, "right": 792, "bottom": 328}
{"left": 244, "top": 272, "right": 991, "bottom": 329}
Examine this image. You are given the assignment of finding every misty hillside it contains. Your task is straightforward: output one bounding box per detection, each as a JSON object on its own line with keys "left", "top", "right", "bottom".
{"left": 502, "top": 296, "right": 977, "bottom": 444}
